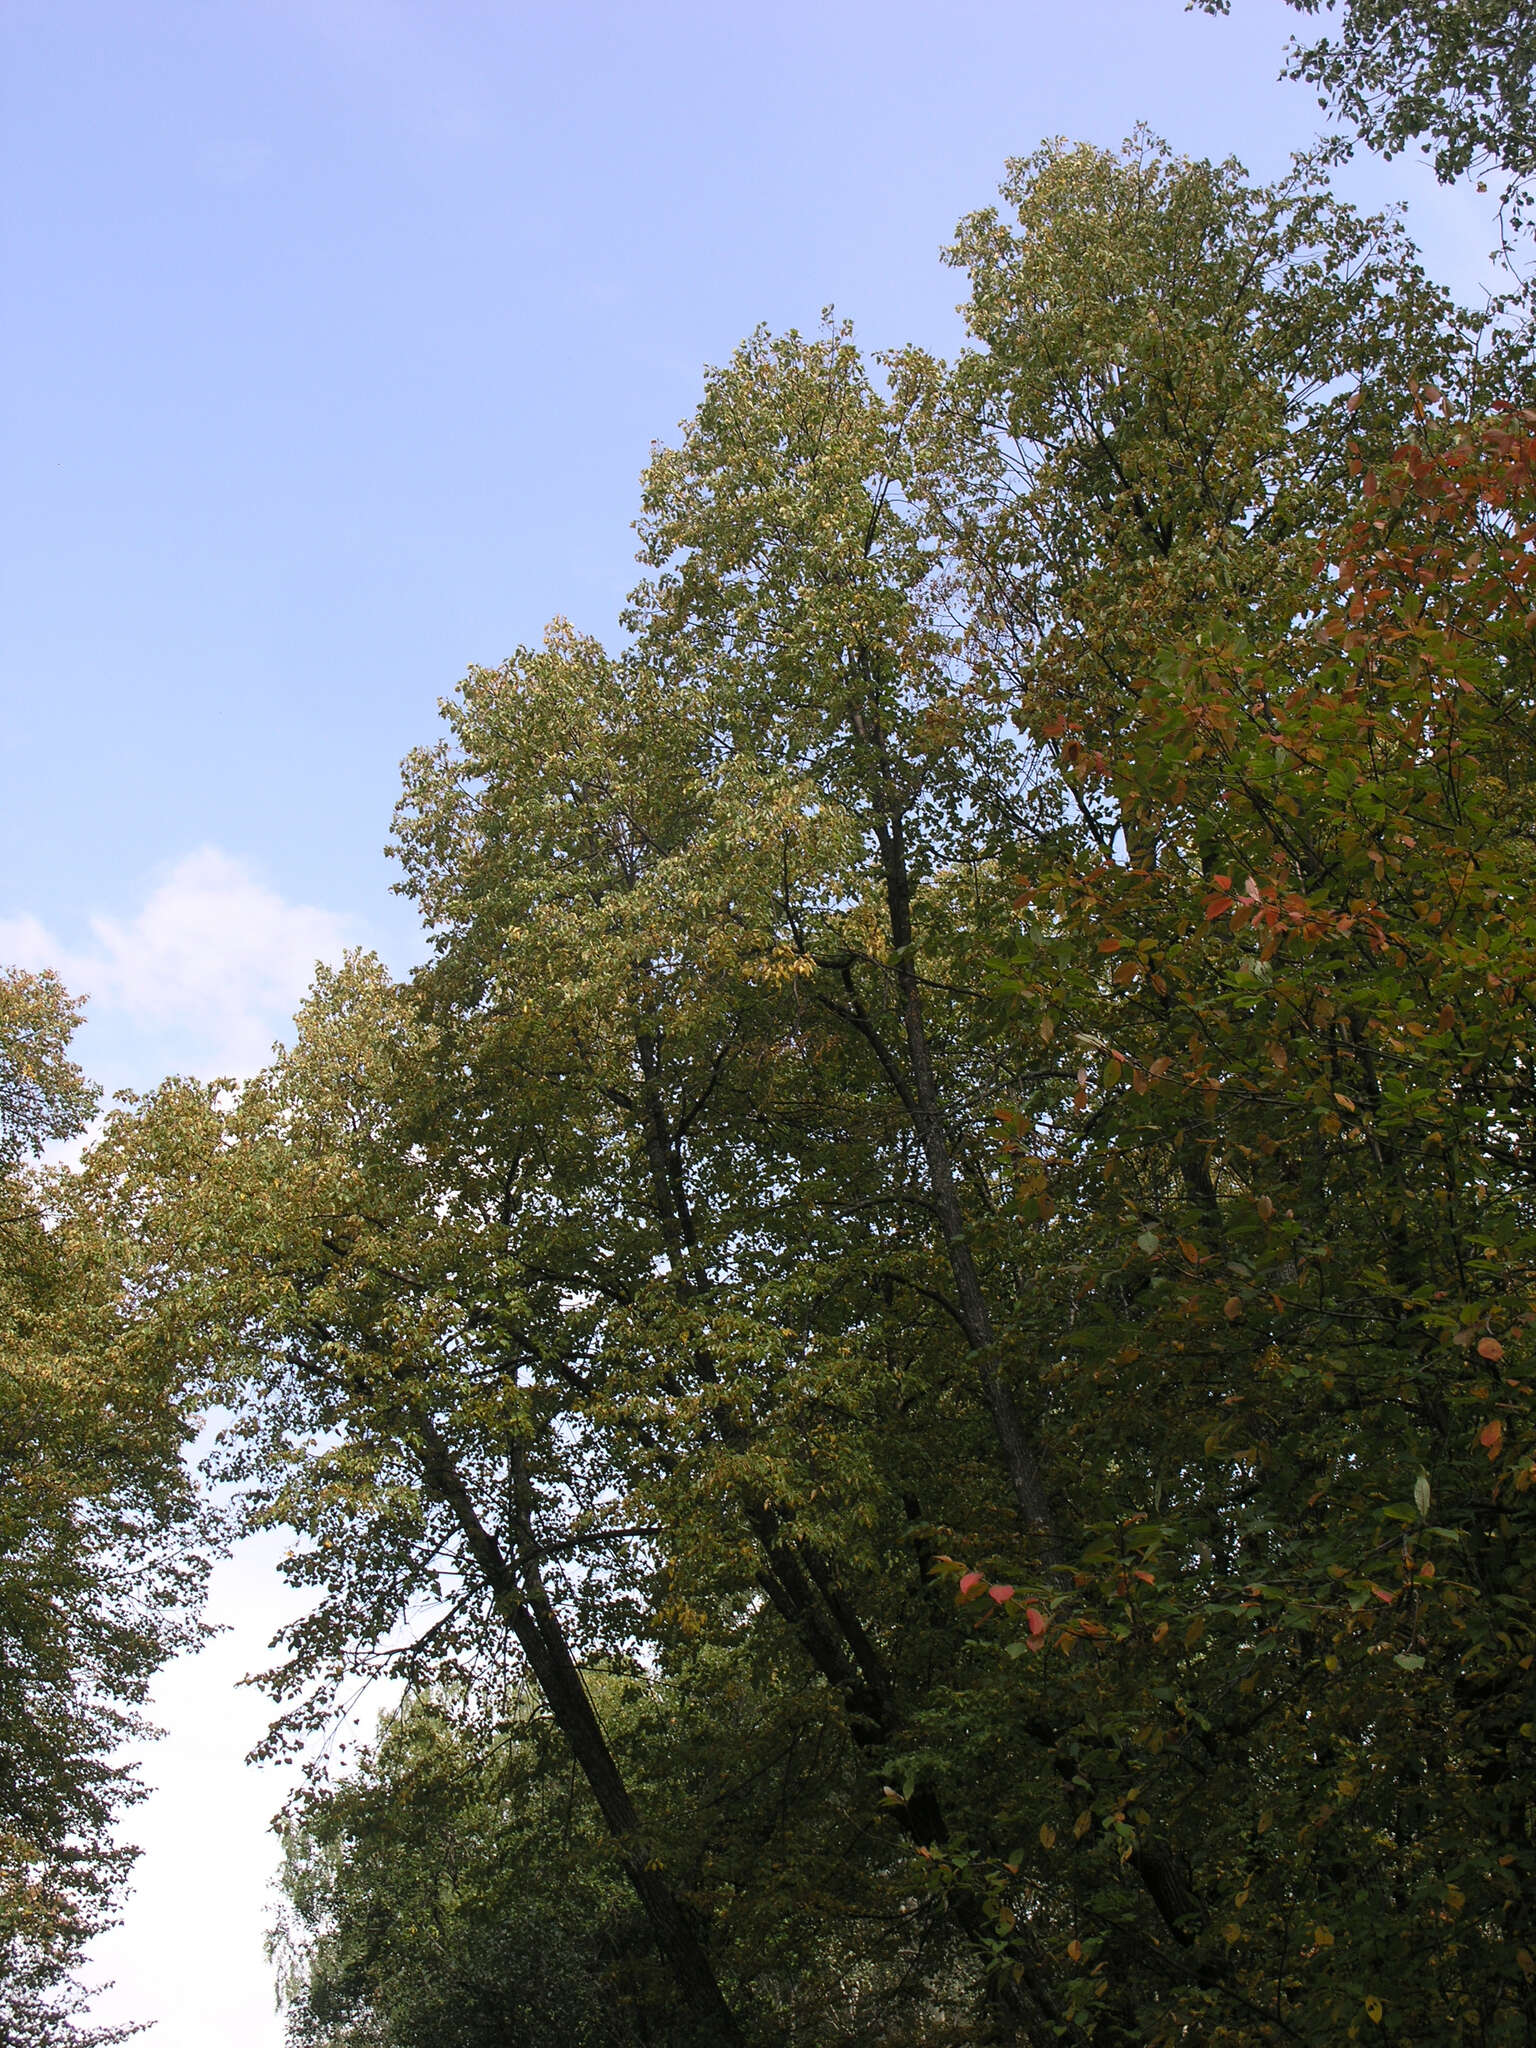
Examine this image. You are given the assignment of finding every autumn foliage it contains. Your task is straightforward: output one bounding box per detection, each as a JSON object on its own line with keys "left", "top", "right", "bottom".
{"left": 940, "top": 409, "right": 1536, "bottom": 2039}
{"left": 69, "top": 142, "right": 1536, "bottom": 2048}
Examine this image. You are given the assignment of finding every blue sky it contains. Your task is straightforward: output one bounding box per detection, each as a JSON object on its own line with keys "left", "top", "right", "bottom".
{"left": 0, "top": 1, "right": 1504, "bottom": 2040}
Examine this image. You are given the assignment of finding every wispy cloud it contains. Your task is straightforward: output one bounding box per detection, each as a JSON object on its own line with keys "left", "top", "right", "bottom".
{"left": 0, "top": 848, "right": 351, "bottom": 1084}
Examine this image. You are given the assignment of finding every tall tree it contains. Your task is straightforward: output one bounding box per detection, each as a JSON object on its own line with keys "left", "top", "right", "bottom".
{"left": 0, "top": 970, "right": 204, "bottom": 2046}
{"left": 88, "top": 134, "right": 1529, "bottom": 2048}
{"left": 928, "top": 402, "right": 1536, "bottom": 2043}
{"left": 83, "top": 958, "right": 749, "bottom": 2043}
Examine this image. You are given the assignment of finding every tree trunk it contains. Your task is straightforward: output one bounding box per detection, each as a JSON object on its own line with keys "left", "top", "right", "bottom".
{"left": 414, "top": 1415, "right": 747, "bottom": 2045}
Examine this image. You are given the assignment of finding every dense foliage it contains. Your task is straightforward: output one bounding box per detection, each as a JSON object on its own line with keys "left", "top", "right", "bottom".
{"left": 61, "top": 124, "right": 1536, "bottom": 2047}
{"left": 272, "top": 1689, "right": 658, "bottom": 2048}
{"left": 7, "top": 9, "right": 1534, "bottom": 2041}
{"left": 0, "top": 971, "right": 203, "bottom": 2045}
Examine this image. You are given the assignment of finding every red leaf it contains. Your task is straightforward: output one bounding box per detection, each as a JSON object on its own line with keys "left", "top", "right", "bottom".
{"left": 989, "top": 1583, "right": 1015, "bottom": 1604}
{"left": 1025, "top": 1605, "right": 1048, "bottom": 1637}
{"left": 957, "top": 1570, "right": 986, "bottom": 1603}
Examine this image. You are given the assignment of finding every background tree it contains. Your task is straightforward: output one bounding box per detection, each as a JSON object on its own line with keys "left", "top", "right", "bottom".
{"left": 276, "top": 1677, "right": 972, "bottom": 2048}
{"left": 1194, "top": 0, "right": 1536, "bottom": 263}
{"left": 273, "top": 1687, "right": 654, "bottom": 2048}
{"left": 94, "top": 948, "right": 981, "bottom": 2044}
{"left": 0, "top": 969, "right": 205, "bottom": 2046}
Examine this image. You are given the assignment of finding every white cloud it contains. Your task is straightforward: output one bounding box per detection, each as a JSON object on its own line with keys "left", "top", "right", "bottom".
{"left": 0, "top": 848, "right": 352, "bottom": 1084}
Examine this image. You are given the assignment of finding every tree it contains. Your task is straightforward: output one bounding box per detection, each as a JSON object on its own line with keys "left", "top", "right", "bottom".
{"left": 92, "top": 948, "right": 979, "bottom": 2044}
{"left": 85, "top": 134, "right": 1530, "bottom": 2048}
{"left": 0, "top": 970, "right": 204, "bottom": 2045}
{"left": 926, "top": 406, "right": 1536, "bottom": 2041}
{"left": 276, "top": 1674, "right": 972, "bottom": 2048}
{"left": 273, "top": 1687, "right": 654, "bottom": 2048}
{"left": 1194, "top": 0, "right": 1536, "bottom": 257}
{"left": 83, "top": 955, "right": 753, "bottom": 2042}
{"left": 943, "top": 130, "right": 1506, "bottom": 755}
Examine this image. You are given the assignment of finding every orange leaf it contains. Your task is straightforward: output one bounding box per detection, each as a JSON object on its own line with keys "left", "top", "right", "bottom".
{"left": 1478, "top": 1337, "right": 1504, "bottom": 1361}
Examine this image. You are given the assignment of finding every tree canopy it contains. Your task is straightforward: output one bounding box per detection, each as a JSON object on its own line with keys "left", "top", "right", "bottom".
{"left": 0, "top": 971, "right": 205, "bottom": 2046}
{"left": 60, "top": 128, "right": 1536, "bottom": 2045}
{"left": 11, "top": 10, "right": 1536, "bottom": 2040}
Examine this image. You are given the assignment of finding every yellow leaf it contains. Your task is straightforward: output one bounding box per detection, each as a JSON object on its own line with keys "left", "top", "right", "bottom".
{"left": 1314, "top": 1925, "right": 1334, "bottom": 1948}
{"left": 1365, "top": 1996, "right": 1383, "bottom": 2023}
{"left": 1073, "top": 1809, "right": 1093, "bottom": 1840}
{"left": 1039, "top": 1823, "right": 1056, "bottom": 1849}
